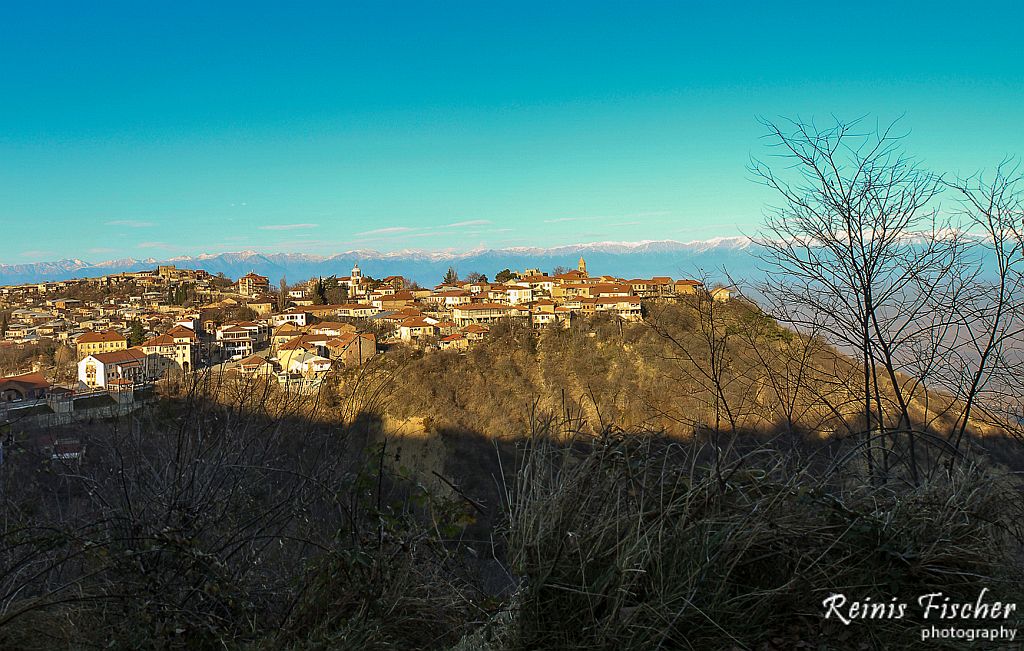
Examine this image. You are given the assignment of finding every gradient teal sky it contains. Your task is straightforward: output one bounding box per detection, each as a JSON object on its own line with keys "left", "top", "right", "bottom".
{"left": 2, "top": 1, "right": 1022, "bottom": 263}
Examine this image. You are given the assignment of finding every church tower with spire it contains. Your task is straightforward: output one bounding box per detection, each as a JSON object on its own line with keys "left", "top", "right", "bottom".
{"left": 577, "top": 256, "right": 588, "bottom": 276}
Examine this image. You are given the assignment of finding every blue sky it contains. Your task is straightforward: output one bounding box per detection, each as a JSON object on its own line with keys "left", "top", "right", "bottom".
{"left": 2, "top": 1, "right": 1022, "bottom": 263}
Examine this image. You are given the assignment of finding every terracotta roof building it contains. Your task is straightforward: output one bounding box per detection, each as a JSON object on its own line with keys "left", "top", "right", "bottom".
{"left": 0, "top": 372, "right": 51, "bottom": 402}
{"left": 76, "top": 329, "right": 127, "bottom": 360}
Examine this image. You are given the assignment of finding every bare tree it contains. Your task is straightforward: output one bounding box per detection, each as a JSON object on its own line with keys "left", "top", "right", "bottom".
{"left": 646, "top": 276, "right": 760, "bottom": 486}
{"left": 750, "top": 117, "right": 962, "bottom": 484}
{"left": 941, "top": 162, "right": 1024, "bottom": 460}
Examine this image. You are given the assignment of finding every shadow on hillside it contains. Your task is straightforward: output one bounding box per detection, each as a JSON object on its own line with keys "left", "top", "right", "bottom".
{"left": 4, "top": 387, "right": 1024, "bottom": 649}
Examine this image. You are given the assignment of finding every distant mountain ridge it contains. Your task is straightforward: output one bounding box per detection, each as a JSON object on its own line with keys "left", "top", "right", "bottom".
{"left": 1, "top": 239, "right": 762, "bottom": 286}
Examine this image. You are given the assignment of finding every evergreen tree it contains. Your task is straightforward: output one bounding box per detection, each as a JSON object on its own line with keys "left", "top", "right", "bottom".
{"left": 443, "top": 267, "right": 459, "bottom": 285}
{"left": 495, "top": 268, "right": 515, "bottom": 283}
{"left": 312, "top": 277, "right": 327, "bottom": 305}
{"left": 128, "top": 320, "right": 145, "bottom": 346}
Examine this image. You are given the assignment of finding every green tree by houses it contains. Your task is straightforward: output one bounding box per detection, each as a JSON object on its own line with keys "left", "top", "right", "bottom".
{"left": 442, "top": 267, "right": 459, "bottom": 285}
{"left": 495, "top": 268, "right": 515, "bottom": 283}
{"left": 312, "top": 275, "right": 341, "bottom": 304}
{"left": 128, "top": 320, "right": 145, "bottom": 346}
{"left": 166, "top": 284, "right": 193, "bottom": 306}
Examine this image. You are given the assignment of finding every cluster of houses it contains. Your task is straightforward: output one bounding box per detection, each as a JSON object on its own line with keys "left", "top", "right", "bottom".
{"left": 218, "top": 258, "right": 728, "bottom": 350}
{"left": 1, "top": 265, "right": 218, "bottom": 346}
{"left": 69, "top": 310, "right": 382, "bottom": 391}
{"left": 1, "top": 258, "right": 729, "bottom": 398}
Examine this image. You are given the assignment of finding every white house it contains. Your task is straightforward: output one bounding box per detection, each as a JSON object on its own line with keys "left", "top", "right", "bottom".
{"left": 78, "top": 348, "right": 148, "bottom": 389}
{"left": 216, "top": 325, "right": 256, "bottom": 359}
{"left": 283, "top": 351, "right": 332, "bottom": 376}
{"left": 451, "top": 303, "right": 527, "bottom": 326}
{"left": 505, "top": 284, "right": 534, "bottom": 305}
{"left": 271, "top": 308, "right": 311, "bottom": 328}
{"left": 398, "top": 316, "right": 439, "bottom": 342}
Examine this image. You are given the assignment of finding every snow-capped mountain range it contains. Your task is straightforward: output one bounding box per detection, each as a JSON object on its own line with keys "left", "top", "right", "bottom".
{"left": 1, "top": 239, "right": 761, "bottom": 286}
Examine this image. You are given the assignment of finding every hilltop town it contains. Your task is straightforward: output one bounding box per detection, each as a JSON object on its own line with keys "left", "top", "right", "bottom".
{"left": 0, "top": 257, "right": 727, "bottom": 407}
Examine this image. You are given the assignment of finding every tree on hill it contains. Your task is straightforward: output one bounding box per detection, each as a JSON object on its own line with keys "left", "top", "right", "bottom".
{"left": 495, "top": 268, "right": 515, "bottom": 283}
{"left": 442, "top": 267, "right": 459, "bottom": 285}
{"left": 465, "top": 271, "right": 487, "bottom": 284}
{"left": 311, "top": 277, "right": 325, "bottom": 305}
{"left": 128, "top": 320, "right": 145, "bottom": 346}
{"left": 311, "top": 276, "right": 346, "bottom": 305}
{"left": 167, "top": 283, "right": 192, "bottom": 306}
{"left": 751, "top": 116, "right": 1024, "bottom": 482}
{"left": 278, "top": 276, "right": 288, "bottom": 311}
{"left": 325, "top": 284, "right": 348, "bottom": 305}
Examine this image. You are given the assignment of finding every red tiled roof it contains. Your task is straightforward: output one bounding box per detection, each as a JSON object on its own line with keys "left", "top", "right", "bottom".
{"left": 327, "top": 332, "right": 375, "bottom": 348}
{"left": 554, "top": 270, "right": 586, "bottom": 280}
{"left": 77, "top": 329, "right": 125, "bottom": 344}
{"left": 0, "top": 372, "right": 50, "bottom": 390}
{"left": 91, "top": 348, "right": 147, "bottom": 364}
{"left": 141, "top": 334, "right": 175, "bottom": 347}
{"left": 400, "top": 317, "right": 436, "bottom": 328}
{"left": 454, "top": 302, "right": 511, "bottom": 311}
{"left": 167, "top": 325, "right": 197, "bottom": 340}
{"left": 278, "top": 336, "right": 319, "bottom": 351}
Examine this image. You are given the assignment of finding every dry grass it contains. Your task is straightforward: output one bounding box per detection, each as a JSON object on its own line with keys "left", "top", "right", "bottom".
{"left": 3, "top": 362, "right": 1022, "bottom": 649}
{"left": 492, "top": 430, "right": 1024, "bottom": 650}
